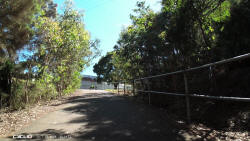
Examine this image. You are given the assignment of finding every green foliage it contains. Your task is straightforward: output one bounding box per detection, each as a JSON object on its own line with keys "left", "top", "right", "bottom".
{"left": 0, "top": 0, "right": 45, "bottom": 59}
{"left": 93, "top": 52, "right": 115, "bottom": 82}
{"left": 216, "top": 0, "right": 250, "bottom": 58}
{"left": 0, "top": 0, "right": 98, "bottom": 110}
{"left": 34, "top": 0, "right": 94, "bottom": 97}
{"left": 95, "top": 0, "right": 250, "bottom": 93}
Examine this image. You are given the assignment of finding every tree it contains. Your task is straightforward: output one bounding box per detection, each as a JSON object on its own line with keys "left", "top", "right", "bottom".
{"left": 93, "top": 52, "right": 114, "bottom": 82}
{"left": 216, "top": 0, "right": 250, "bottom": 59}
{"left": 0, "top": 0, "right": 99, "bottom": 109}
{"left": 94, "top": 0, "right": 236, "bottom": 92}
{"left": 0, "top": 0, "right": 46, "bottom": 107}
{"left": 34, "top": 0, "right": 95, "bottom": 97}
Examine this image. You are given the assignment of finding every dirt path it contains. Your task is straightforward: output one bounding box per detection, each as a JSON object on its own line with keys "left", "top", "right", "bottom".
{"left": 1, "top": 90, "right": 183, "bottom": 141}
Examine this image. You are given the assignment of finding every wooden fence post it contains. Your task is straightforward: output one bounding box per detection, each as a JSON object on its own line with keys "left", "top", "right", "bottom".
{"left": 184, "top": 73, "right": 191, "bottom": 123}
{"left": 148, "top": 93, "right": 151, "bottom": 105}
{"left": 133, "top": 80, "right": 135, "bottom": 96}
{"left": 118, "top": 83, "right": 119, "bottom": 94}
{"left": 124, "top": 81, "right": 126, "bottom": 95}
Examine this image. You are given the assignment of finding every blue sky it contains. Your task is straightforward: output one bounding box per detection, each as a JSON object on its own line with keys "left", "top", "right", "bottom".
{"left": 54, "top": 0, "right": 162, "bottom": 76}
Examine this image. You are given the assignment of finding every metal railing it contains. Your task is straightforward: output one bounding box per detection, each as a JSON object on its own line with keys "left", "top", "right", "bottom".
{"left": 131, "top": 53, "right": 250, "bottom": 123}
{"left": 105, "top": 81, "right": 133, "bottom": 95}
{"left": 134, "top": 53, "right": 250, "bottom": 81}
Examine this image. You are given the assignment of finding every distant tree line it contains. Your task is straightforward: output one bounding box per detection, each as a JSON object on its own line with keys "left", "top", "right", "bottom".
{"left": 0, "top": 0, "right": 99, "bottom": 109}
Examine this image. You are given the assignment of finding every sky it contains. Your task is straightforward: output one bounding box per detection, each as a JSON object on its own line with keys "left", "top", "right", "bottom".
{"left": 54, "top": 0, "right": 162, "bottom": 76}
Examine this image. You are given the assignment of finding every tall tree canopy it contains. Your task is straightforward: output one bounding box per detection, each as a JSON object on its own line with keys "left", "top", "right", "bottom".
{"left": 94, "top": 0, "right": 250, "bottom": 95}
{"left": 0, "top": 0, "right": 99, "bottom": 109}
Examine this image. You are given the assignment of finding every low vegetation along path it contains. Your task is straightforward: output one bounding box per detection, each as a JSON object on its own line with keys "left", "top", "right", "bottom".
{"left": 2, "top": 90, "right": 183, "bottom": 141}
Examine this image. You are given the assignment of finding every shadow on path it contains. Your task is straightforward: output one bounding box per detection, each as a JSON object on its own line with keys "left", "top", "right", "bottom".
{"left": 9, "top": 91, "right": 184, "bottom": 141}
{"left": 63, "top": 92, "right": 184, "bottom": 141}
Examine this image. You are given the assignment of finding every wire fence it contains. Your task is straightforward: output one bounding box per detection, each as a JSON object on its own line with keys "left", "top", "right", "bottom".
{"left": 111, "top": 53, "right": 250, "bottom": 123}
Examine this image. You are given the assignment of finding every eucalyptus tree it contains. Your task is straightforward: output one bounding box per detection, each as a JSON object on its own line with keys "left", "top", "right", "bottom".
{"left": 93, "top": 52, "right": 114, "bottom": 82}
{"left": 34, "top": 0, "right": 94, "bottom": 97}
{"left": 216, "top": 0, "right": 250, "bottom": 59}
{"left": 0, "top": 0, "right": 47, "bottom": 107}
{"left": 56, "top": 1, "right": 92, "bottom": 95}
{"left": 95, "top": 0, "right": 235, "bottom": 91}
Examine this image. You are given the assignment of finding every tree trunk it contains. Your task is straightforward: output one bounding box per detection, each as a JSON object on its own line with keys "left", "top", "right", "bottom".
{"left": 8, "top": 71, "right": 12, "bottom": 107}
